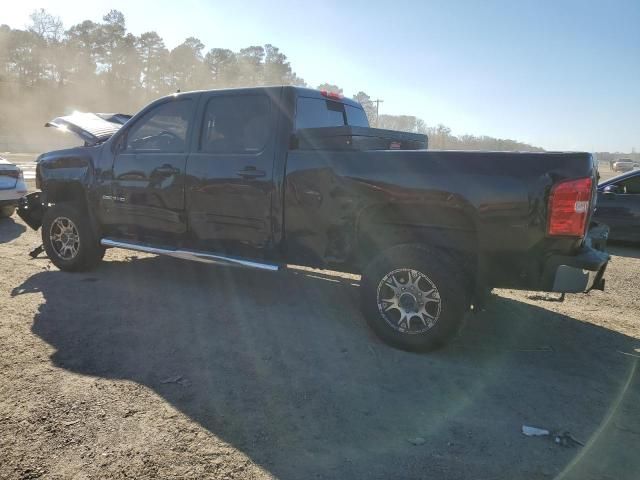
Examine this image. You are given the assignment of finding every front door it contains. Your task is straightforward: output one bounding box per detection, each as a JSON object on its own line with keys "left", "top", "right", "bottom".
{"left": 185, "top": 91, "right": 277, "bottom": 257}
{"left": 106, "top": 96, "right": 197, "bottom": 242}
{"left": 596, "top": 174, "right": 640, "bottom": 242}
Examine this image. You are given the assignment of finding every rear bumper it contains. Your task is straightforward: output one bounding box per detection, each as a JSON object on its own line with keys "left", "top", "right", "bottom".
{"left": 542, "top": 223, "right": 610, "bottom": 293}
{"left": 0, "top": 181, "right": 27, "bottom": 202}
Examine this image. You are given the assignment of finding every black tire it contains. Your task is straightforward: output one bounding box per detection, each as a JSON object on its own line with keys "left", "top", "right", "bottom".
{"left": 42, "top": 202, "right": 104, "bottom": 272}
{"left": 361, "top": 245, "right": 470, "bottom": 352}
{"left": 0, "top": 205, "right": 16, "bottom": 218}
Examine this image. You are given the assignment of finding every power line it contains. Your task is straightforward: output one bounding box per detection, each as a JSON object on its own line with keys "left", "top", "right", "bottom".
{"left": 372, "top": 98, "right": 384, "bottom": 127}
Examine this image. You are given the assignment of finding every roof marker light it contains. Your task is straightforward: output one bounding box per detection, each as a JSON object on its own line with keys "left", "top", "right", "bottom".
{"left": 320, "top": 89, "right": 344, "bottom": 100}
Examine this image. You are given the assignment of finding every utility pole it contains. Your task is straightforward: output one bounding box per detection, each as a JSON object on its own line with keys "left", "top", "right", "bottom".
{"left": 373, "top": 98, "right": 384, "bottom": 127}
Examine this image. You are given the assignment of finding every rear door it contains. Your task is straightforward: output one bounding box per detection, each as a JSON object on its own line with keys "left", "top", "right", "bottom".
{"left": 105, "top": 95, "right": 198, "bottom": 241}
{"left": 185, "top": 91, "right": 277, "bottom": 256}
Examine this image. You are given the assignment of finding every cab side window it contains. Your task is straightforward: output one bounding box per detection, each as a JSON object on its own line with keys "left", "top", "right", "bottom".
{"left": 200, "top": 95, "right": 271, "bottom": 154}
{"left": 125, "top": 100, "right": 193, "bottom": 153}
{"left": 615, "top": 175, "right": 640, "bottom": 194}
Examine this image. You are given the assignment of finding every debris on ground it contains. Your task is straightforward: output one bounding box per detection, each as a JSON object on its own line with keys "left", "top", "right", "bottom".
{"left": 522, "top": 425, "right": 584, "bottom": 448}
{"left": 554, "top": 431, "right": 584, "bottom": 447}
{"left": 160, "top": 375, "right": 183, "bottom": 384}
{"left": 522, "top": 425, "right": 550, "bottom": 437}
{"left": 28, "top": 245, "right": 44, "bottom": 259}
{"left": 525, "top": 293, "right": 565, "bottom": 302}
{"left": 618, "top": 350, "right": 640, "bottom": 359}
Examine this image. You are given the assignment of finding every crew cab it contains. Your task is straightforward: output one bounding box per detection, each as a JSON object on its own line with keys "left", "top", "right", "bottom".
{"left": 18, "top": 86, "right": 609, "bottom": 351}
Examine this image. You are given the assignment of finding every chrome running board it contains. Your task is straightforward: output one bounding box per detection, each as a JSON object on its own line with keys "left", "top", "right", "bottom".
{"left": 100, "top": 238, "right": 280, "bottom": 272}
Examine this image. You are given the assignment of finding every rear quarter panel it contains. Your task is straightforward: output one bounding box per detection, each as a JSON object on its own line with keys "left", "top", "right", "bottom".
{"left": 283, "top": 150, "right": 595, "bottom": 272}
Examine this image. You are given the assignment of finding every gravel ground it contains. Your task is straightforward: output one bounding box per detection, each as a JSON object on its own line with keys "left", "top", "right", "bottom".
{"left": 0, "top": 163, "right": 639, "bottom": 479}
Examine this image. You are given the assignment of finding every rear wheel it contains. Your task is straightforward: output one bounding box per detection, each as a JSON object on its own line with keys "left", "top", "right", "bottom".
{"left": 0, "top": 205, "right": 15, "bottom": 218}
{"left": 361, "top": 245, "right": 470, "bottom": 352}
{"left": 42, "top": 203, "right": 104, "bottom": 272}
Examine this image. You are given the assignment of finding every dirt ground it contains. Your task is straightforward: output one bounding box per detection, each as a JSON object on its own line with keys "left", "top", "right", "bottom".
{"left": 1, "top": 168, "right": 639, "bottom": 479}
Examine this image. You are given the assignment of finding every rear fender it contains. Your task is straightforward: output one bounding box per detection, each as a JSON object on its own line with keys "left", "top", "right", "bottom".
{"left": 356, "top": 203, "right": 481, "bottom": 296}
{"left": 356, "top": 203, "right": 479, "bottom": 260}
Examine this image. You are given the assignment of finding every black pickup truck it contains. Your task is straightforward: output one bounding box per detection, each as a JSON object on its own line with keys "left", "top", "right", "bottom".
{"left": 18, "top": 86, "right": 609, "bottom": 351}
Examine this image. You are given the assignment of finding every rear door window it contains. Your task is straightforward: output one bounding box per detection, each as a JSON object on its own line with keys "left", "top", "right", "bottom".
{"left": 200, "top": 95, "right": 271, "bottom": 154}
{"left": 615, "top": 175, "right": 640, "bottom": 194}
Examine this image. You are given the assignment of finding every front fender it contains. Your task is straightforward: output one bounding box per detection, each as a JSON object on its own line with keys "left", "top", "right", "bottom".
{"left": 36, "top": 145, "right": 98, "bottom": 189}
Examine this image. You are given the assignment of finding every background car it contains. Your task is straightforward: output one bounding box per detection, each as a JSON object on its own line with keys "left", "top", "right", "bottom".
{"left": 612, "top": 159, "right": 635, "bottom": 172}
{"left": 594, "top": 169, "right": 640, "bottom": 242}
{"left": 0, "top": 156, "right": 28, "bottom": 218}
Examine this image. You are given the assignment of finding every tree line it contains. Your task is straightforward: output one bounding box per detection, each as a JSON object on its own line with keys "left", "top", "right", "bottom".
{"left": 0, "top": 9, "right": 545, "bottom": 152}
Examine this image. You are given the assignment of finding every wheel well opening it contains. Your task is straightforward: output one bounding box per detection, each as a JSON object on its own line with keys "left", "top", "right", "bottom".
{"left": 355, "top": 205, "right": 479, "bottom": 277}
{"left": 46, "top": 183, "right": 87, "bottom": 209}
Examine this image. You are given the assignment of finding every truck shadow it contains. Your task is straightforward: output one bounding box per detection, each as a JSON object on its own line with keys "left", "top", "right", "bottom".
{"left": 608, "top": 243, "right": 640, "bottom": 260}
{"left": 12, "top": 255, "right": 640, "bottom": 480}
{"left": 0, "top": 216, "right": 26, "bottom": 243}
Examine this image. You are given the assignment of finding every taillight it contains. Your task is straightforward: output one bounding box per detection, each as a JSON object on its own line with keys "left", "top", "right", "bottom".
{"left": 547, "top": 177, "right": 592, "bottom": 237}
{"left": 0, "top": 169, "right": 20, "bottom": 179}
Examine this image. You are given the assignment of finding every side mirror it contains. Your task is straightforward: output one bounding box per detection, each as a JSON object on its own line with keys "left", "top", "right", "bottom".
{"left": 111, "top": 133, "right": 127, "bottom": 154}
{"left": 603, "top": 185, "right": 619, "bottom": 196}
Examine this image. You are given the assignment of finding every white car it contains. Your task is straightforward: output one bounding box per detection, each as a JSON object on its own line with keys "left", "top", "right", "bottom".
{"left": 612, "top": 160, "right": 635, "bottom": 173}
{"left": 0, "top": 156, "right": 28, "bottom": 218}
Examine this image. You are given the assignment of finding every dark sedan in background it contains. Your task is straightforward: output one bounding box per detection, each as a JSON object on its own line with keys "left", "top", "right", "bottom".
{"left": 595, "top": 169, "right": 640, "bottom": 242}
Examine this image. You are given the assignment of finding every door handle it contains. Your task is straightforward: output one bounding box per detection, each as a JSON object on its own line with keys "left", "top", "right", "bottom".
{"left": 236, "top": 167, "right": 266, "bottom": 179}
{"left": 155, "top": 164, "right": 180, "bottom": 176}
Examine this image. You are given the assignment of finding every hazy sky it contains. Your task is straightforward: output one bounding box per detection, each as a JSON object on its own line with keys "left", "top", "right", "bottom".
{"left": 4, "top": 0, "right": 639, "bottom": 152}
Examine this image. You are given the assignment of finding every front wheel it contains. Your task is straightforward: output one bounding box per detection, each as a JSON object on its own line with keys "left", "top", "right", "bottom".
{"left": 42, "top": 203, "right": 104, "bottom": 272}
{"left": 361, "top": 245, "right": 470, "bottom": 352}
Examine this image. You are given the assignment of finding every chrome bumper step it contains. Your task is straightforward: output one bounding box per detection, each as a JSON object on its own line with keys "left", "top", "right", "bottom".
{"left": 100, "top": 238, "right": 280, "bottom": 272}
